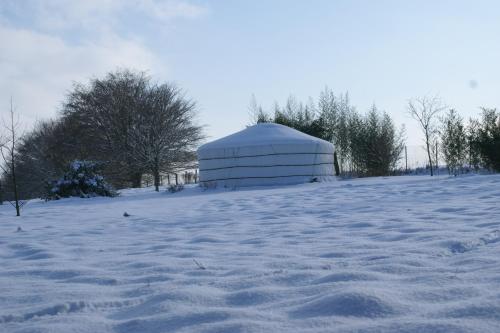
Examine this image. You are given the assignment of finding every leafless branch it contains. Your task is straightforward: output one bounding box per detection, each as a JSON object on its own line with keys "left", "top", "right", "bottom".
{"left": 407, "top": 95, "right": 446, "bottom": 176}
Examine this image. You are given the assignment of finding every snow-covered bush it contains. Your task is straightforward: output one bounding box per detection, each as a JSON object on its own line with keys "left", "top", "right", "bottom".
{"left": 46, "top": 161, "right": 116, "bottom": 200}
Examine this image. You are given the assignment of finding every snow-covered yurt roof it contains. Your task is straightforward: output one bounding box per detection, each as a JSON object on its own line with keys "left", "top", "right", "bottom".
{"left": 197, "top": 123, "right": 335, "bottom": 187}
{"left": 198, "top": 123, "right": 333, "bottom": 159}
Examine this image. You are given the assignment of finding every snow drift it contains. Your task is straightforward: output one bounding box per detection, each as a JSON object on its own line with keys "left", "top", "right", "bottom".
{"left": 1, "top": 175, "right": 500, "bottom": 332}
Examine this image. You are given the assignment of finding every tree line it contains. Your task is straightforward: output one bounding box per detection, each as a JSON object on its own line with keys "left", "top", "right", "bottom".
{"left": 250, "top": 88, "right": 405, "bottom": 177}
{"left": 405, "top": 95, "right": 499, "bottom": 176}
{"left": 250, "top": 89, "right": 500, "bottom": 177}
{"left": 438, "top": 107, "right": 499, "bottom": 175}
{"left": 1, "top": 69, "right": 203, "bottom": 203}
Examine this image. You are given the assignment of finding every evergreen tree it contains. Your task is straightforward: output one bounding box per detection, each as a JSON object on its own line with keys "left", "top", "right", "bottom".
{"left": 476, "top": 108, "right": 500, "bottom": 172}
{"left": 332, "top": 93, "right": 353, "bottom": 173}
{"left": 440, "top": 109, "right": 467, "bottom": 175}
{"left": 466, "top": 118, "right": 481, "bottom": 171}
{"left": 248, "top": 92, "right": 404, "bottom": 177}
{"left": 318, "top": 87, "right": 338, "bottom": 143}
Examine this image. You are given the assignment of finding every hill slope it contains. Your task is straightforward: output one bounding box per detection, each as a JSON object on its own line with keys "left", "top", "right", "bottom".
{"left": 1, "top": 175, "right": 500, "bottom": 332}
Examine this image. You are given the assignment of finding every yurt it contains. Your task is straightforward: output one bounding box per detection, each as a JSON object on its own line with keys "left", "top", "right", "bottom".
{"left": 197, "top": 123, "right": 336, "bottom": 188}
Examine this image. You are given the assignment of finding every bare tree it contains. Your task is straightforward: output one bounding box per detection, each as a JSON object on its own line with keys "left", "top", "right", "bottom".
{"left": 62, "top": 70, "right": 150, "bottom": 188}
{"left": 248, "top": 94, "right": 269, "bottom": 124}
{"left": 59, "top": 70, "right": 204, "bottom": 191}
{"left": 0, "top": 98, "right": 24, "bottom": 216}
{"left": 407, "top": 95, "right": 446, "bottom": 176}
{"left": 131, "top": 84, "right": 203, "bottom": 191}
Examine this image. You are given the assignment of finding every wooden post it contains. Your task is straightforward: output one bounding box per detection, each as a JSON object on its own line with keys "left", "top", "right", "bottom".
{"left": 333, "top": 152, "right": 340, "bottom": 176}
{"left": 175, "top": 174, "right": 178, "bottom": 185}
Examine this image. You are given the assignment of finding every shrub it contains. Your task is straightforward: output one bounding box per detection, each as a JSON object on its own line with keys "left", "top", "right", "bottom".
{"left": 46, "top": 160, "right": 116, "bottom": 200}
{"left": 167, "top": 184, "right": 184, "bottom": 193}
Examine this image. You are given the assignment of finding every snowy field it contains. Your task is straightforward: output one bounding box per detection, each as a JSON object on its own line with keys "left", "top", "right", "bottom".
{"left": 1, "top": 175, "right": 500, "bottom": 333}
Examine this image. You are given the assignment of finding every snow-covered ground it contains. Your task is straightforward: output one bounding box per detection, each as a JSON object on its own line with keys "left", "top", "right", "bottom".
{"left": 1, "top": 175, "right": 500, "bottom": 333}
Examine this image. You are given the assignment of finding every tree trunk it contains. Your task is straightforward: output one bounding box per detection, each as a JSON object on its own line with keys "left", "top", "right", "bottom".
{"left": 333, "top": 152, "right": 340, "bottom": 176}
{"left": 435, "top": 141, "right": 439, "bottom": 176}
{"left": 153, "top": 169, "right": 160, "bottom": 192}
{"left": 11, "top": 151, "right": 20, "bottom": 216}
{"left": 425, "top": 132, "right": 434, "bottom": 176}
{"left": 405, "top": 145, "right": 408, "bottom": 174}
{"left": 426, "top": 143, "right": 434, "bottom": 176}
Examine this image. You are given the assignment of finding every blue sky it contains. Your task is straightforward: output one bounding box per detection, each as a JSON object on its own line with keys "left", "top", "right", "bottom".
{"left": 1, "top": 0, "right": 499, "bottom": 145}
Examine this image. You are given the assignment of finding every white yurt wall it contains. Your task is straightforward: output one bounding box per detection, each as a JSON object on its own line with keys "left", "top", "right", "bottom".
{"left": 197, "top": 123, "right": 335, "bottom": 187}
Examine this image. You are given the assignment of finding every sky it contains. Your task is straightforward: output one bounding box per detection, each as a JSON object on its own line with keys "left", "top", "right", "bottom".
{"left": 1, "top": 0, "right": 499, "bottom": 146}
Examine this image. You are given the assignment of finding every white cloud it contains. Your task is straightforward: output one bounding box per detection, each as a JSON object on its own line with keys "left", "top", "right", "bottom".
{"left": 0, "top": 0, "right": 208, "bottom": 123}
{"left": 36, "top": 0, "right": 122, "bottom": 32}
{"left": 0, "top": 26, "right": 162, "bottom": 122}
{"left": 137, "top": 0, "right": 208, "bottom": 20}
{"left": 1, "top": 0, "right": 208, "bottom": 33}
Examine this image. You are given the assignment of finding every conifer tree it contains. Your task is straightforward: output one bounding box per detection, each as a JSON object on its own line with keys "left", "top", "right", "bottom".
{"left": 440, "top": 109, "right": 467, "bottom": 175}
